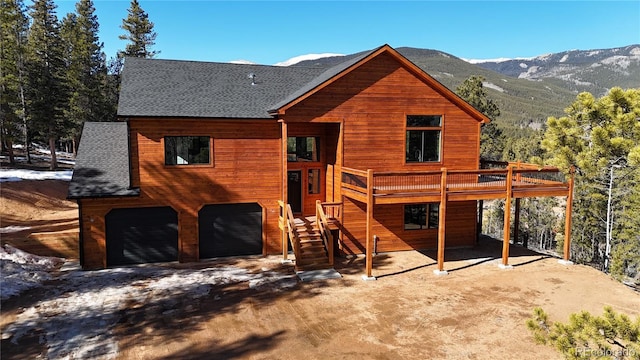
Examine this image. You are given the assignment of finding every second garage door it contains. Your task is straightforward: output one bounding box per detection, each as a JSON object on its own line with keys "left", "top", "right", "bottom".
{"left": 199, "top": 203, "right": 263, "bottom": 259}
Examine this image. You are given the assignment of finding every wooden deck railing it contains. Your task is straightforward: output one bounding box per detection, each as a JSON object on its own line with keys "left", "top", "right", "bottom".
{"left": 278, "top": 200, "right": 300, "bottom": 261}
{"left": 316, "top": 201, "right": 335, "bottom": 266}
{"left": 341, "top": 164, "right": 570, "bottom": 202}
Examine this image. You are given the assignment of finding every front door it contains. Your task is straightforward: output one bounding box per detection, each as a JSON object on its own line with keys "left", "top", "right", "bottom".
{"left": 287, "top": 134, "right": 328, "bottom": 216}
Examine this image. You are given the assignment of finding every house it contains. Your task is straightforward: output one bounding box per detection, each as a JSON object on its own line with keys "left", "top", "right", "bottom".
{"left": 68, "top": 44, "right": 574, "bottom": 276}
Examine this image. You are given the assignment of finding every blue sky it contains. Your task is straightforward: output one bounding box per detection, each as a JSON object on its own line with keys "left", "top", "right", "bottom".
{"left": 50, "top": 0, "right": 640, "bottom": 65}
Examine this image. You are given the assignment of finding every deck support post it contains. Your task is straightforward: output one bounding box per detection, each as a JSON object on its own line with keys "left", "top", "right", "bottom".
{"left": 434, "top": 168, "right": 448, "bottom": 275}
{"left": 477, "top": 200, "right": 483, "bottom": 245}
{"left": 364, "top": 169, "right": 376, "bottom": 280}
{"left": 561, "top": 167, "right": 576, "bottom": 264}
{"left": 281, "top": 121, "right": 288, "bottom": 261}
{"left": 514, "top": 198, "right": 521, "bottom": 246}
{"left": 501, "top": 166, "right": 514, "bottom": 269}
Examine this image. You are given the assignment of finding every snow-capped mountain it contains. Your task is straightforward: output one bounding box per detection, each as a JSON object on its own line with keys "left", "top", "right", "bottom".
{"left": 469, "top": 45, "right": 640, "bottom": 95}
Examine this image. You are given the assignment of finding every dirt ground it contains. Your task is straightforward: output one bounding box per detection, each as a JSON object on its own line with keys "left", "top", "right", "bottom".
{"left": 1, "top": 179, "right": 639, "bottom": 360}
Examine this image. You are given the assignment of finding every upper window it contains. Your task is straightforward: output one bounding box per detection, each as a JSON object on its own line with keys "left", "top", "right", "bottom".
{"left": 164, "top": 136, "right": 210, "bottom": 165}
{"left": 406, "top": 115, "right": 442, "bottom": 163}
{"left": 288, "top": 137, "right": 320, "bottom": 162}
{"left": 404, "top": 204, "right": 439, "bottom": 230}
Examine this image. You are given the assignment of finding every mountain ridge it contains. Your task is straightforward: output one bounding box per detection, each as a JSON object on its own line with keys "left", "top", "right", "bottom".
{"left": 290, "top": 44, "right": 640, "bottom": 134}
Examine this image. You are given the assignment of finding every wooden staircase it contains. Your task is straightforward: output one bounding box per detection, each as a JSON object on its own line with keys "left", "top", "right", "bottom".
{"left": 292, "top": 216, "right": 331, "bottom": 271}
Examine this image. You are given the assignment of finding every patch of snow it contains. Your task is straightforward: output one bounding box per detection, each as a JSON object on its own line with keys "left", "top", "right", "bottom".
{"left": 518, "top": 66, "right": 540, "bottom": 79}
{"left": 0, "top": 244, "right": 64, "bottom": 301}
{"left": 519, "top": 63, "right": 528, "bottom": 68}
{"left": 274, "top": 53, "right": 344, "bottom": 67}
{"left": 559, "top": 54, "right": 569, "bottom": 63}
{"left": 482, "top": 81, "right": 505, "bottom": 93}
{"left": 2, "top": 247, "right": 299, "bottom": 360}
{"left": 229, "top": 59, "right": 256, "bottom": 65}
{"left": 0, "top": 226, "right": 31, "bottom": 234}
{"left": 501, "top": 78, "right": 508, "bottom": 82}
{"left": 0, "top": 169, "right": 72, "bottom": 182}
{"left": 440, "top": 53, "right": 450, "bottom": 58}
{"left": 441, "top": 72, "right": 454, "bottom": 77}
{"left": 600, "top": 54, "right": 639, "bottom": 69}
{"left": 587, "top": 50, "right": 601, "bottom": 57}
{"left": 464, "top": 56, "right": 536, "bottom": 64}
{"left": 630, "top": 47, "right": 640, "bottom": 56}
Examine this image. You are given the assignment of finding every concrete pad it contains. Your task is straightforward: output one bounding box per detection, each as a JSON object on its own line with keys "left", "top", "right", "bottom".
{"left": 558, "top": 259, "right": 574, "bottom": 265}
{"left": 498, "top": 264, "right": 513, "bottom": 270}
{"left": 433, "top": 270, "right": 449, "bottom": 276}
{"left": 296, "top": 268, "right": 342, "bottom": 282}
{"left": 361, "top": 275, "right": 377, "bottom": 281}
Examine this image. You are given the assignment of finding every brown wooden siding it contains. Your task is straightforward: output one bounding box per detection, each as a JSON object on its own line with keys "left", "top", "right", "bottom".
{"left": 282, "top": 52, "right": 481, "bottom": 255}
{"left": 339, "top": 198, "right": 477, "bottom": 256}
{"left": 80, "top": 119, "right": 282, "bottom": 269}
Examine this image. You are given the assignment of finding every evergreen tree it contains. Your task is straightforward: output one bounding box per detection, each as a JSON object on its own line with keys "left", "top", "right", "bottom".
{"left": 541, "top": 88, "right": 640, "bottom": 278}
{"left": 527, "top": 307, "right": 640, "bottom": 359}
{"left": 0, "top": 0, "right": 29, "bottom": 164}
{"left": 26, "top": 0, "right": 68, "bottom": 169}
{"left": 456, "top": 75, "right": 504, "bottom": 161}
{"left": 60, "top": 0, "right": 109, "bottom": 155}
{"left": 118, "top": 0, "right": 159, "bottom": 59}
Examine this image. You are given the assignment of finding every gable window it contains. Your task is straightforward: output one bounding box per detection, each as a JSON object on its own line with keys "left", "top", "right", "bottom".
{"left": 404, "top": 203, "right": 439, "bottom": 230}
{"left": 164, "top": 136, "right": 210, "bottom": 165}
{"left": 406, "top": 115, "right": 441, "bottom": 163}
{"left": 287, "top": 137, "right": 320, "bottom": 162}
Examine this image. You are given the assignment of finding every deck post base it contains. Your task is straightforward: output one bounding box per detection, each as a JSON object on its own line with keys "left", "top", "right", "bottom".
{"left": 433, "top": 270, "right": 449, "bottom": 276}
{"left": 281, "top": 259, "right": 294, "bottom": 264}
{"left": 498, "top": 264, "right": 513, "bottom": 270}
{"left": 361, "top": 275, "right": 377, "bottom": 281}
{"left": 558, "top": 259, "right": 574, "bottom": 265}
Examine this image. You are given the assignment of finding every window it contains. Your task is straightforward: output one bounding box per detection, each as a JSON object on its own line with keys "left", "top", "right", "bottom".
{"left": 404, "top": 204, "right": 439, "bottom": 230}
{"left": 288, "top": 137, "right": 320, "bottom": 162}
{"left": 406, "top": 115, "right": 442, "bottom": 163}
{"left": 308, "top": 169, "right": 320, "bottom": 194}
{"left": 164, "top": 136, "right": 210, "bottom": 165}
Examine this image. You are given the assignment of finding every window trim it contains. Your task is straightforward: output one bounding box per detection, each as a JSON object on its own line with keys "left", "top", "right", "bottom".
{"left": 163, "top": 135, "right": 214, "bottom": 167}
{"left": 405, "top": 114, "right": 443, "bottom": 165}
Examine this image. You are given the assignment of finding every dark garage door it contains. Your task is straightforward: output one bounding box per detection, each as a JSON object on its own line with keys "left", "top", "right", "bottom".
{"left": 106, "top": 207, "right": 178, "bottom": 266}
{"left": 199, "top": 203, "right": 263, "bottom": 259}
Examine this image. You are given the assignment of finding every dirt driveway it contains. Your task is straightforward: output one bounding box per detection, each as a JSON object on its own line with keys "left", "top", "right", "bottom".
{"left": 1, "top": 179, "right": 639, "bottom": 359}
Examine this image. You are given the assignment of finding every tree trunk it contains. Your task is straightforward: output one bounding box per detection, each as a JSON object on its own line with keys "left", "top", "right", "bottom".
{"left": 7, "top": 139, "right": 15, "bottom": 164}
{"left": 49, "top": 136, "right": 57, "bottom": 170}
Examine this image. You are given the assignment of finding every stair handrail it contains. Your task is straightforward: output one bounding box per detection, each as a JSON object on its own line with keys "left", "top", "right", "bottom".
{"left": 278, "top": 200, "right": 301, "bottom": 262}
{"left": 316, "top": 200, "right": 335, "bottom": 266}
{"left": 285, "top": 203, "right": 301, "bottom": 261}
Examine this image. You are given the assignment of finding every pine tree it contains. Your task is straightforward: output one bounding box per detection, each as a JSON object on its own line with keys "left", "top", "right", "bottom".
{"left": 26, "top": 0, "right": 68, "bottom": 169}
{"left": 118, "top": 0, "right": 159, "bottom": 59}
{"left": 455, "top": 75, "right": 504, "bottom": 161}
{"left": 527, "top": 307, "right": 640, "bottom": 359}
{"left": 0, "top": 0, "right": 29, "bottom": 164}
{"left": 60, "top": 0, "right": 109, "bottom": 155}
{"left": 541, "top": 88, "right": 640, "bottom": 277}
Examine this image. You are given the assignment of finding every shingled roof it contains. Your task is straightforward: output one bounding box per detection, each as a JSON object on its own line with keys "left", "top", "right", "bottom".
{"left": 68, "top": 122, "right": 139, "bottom": 199}
{"left": 118, "top": 55, "right": 353, "bottom": 118}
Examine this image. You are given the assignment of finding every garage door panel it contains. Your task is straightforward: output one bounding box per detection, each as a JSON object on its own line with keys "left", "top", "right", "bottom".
{"left": 106, "top": 207, "right": 178, "bottom": 266}
{"left": 199, "top": 203, "right": 262, "bottom": 259}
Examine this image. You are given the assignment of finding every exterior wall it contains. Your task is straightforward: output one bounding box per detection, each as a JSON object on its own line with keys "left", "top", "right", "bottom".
{"left": 80, "top": 119, "right": 281, "bottom": 269}
{"left": 283, "top": 52, "right": 482, "bottom": 253}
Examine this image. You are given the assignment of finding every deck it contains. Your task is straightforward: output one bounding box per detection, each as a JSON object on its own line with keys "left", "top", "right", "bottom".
{"left": 336, "top": 162, "right": 575, "bottom": 278}
{"left": 340, "top": 164, "right": 571, "bottom": 205}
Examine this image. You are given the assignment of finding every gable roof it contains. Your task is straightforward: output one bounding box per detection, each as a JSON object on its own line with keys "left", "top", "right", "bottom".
{"left": 117, "top": 58, "right": 328, "bottom": 118}
{"left": 118, "top": 44, "right": 489, "bottom": 123}
{"left": 68, "top": 122, "right": 139, "bottom": 199}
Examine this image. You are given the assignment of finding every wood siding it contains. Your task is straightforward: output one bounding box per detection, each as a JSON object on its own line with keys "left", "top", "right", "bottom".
{"left": 80, "top": 119, "right": 281, "bottom": 269}
{"left": 281, "top": 52, "right": 481, "bottom": 255}
{"left": 339, "top": 198, "right": 477, "bottom": 255}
